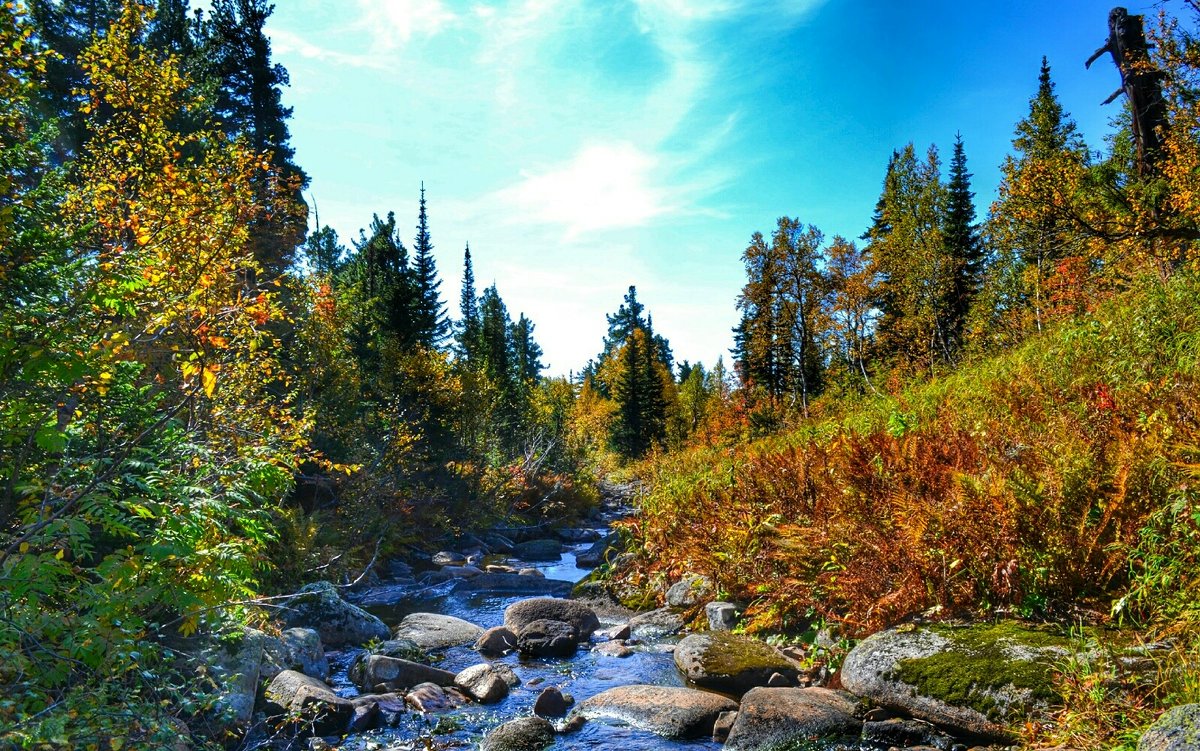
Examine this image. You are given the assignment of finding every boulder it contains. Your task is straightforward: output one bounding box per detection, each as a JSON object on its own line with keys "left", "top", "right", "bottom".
{"left": 1140, "top": 704, "right": 1200, "bottom": 751}
{"left": 405, "top": 682, "right": 466, "bottom": 713}
{"left": 517, "top": 618, "right": 578, "bottom": 657}
{"left": 432, "top": 551, "right": 466, "bottom": 567}
{"left": 283, "top": 581, "right": 389, "bottom": 647}
{"left": 453, "top": 573, "right": 571, "bottom": 597}
{"left": 666, "top": 573, "right": 713, "bottom": 608}
{"left": 576, "top": 533, "right": 619, "bottom": 568}
{"left": 491, "top": 661, "right": 522, "bottom": 688}
{"left": 575, "top": 685, "right": 737, "bottom": 740}
{"left": 533, "top": 686, "right": 571, "bottom": 717}
{"left": 839, "top": 622, "right": 1070, "bottom": 742}
{"left": 368, "top": 637, "right": 428, "bottom": 662}
{"left": 705, "top": 601, "right": 738, "bottom": 632}
{"left": 349, "top": 654, "right": 456, "bottom": 691}
{"left": 862, "top": 717, "right": 956, "bottom": 749}
{"left": 595, "top": 623, "right": 631, "bottom": 641}
{"left": 349, "top": 693, "right": 406, "bottom": 730}
{"left": 557, "top": 527, "right": 601, "bottom": 543}
{"left": 593, "top": 640, "right": 633, "bottom": 658}
{"left": 628, "top": 607, "right": 686, "bottom": 637}
{"left": 482, "top": 716, "right": 555, "bottom": 751}
{"left": 262, "top": 670, "right": 353, "bottom": 736}
{"left": 279, "top": 627, "right": 329, "bottom": 681}
{"left": 454, "top": 663, "right": 511, "bottom": 703}
{"left": 481, "top": 532, "right": 516, "bottom": 553}
{"left": 724, "top": 687, "right": 860, "bottom": 751}
{"left": 713, "top": 710, "right": 737, "bottom": 742}
{"left": 674, "top": 631, "right": 800, "bottom": 696}
{"left": 393, "top": 612, "right": 485, "bottom": 650}
{"left": 440, "top": 564, "right": 484, "bottom": 578}
{"left": 486, "top": 564, "right": 517, "bottom": 574}
{"left": 504, "top": 597, "right": 600, "bottom": 640}
{"left": 518, "top": 568, "right": 544, "bottom": 577}
{"left": 514, "top": 538, "right": 563, "bottom": 561}
{"left": 475, "top": 626, "right": 519, "bottom": 655}
{"left": 204, "top": 628, "right": 269, "bottom": 725}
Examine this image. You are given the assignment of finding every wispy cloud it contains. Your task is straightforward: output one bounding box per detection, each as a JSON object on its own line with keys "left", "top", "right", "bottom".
{"left": 354, "top": 0, "right": 459, "bottom": 51}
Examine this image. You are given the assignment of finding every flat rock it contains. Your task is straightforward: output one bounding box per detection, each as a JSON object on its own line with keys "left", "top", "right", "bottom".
{"left": 1140, "top": 703, "right": 1200, "bottom": 751}
{"left": 839, "top": 622, "right": 1070, "bottom": 742}
{"left": 263, "top": 670, "right": 353, "bottom": 736}
{"left": 514, "top": 538, "right": 563, "bottom": 561}
{"left": 349, "top": 654, "right": 456, "bottom": 691}
{"left": 405, "top": 682, "right": 466, "bottom": 713}
{"left": 862, "top": 717, "right": 956, "bottom": 749}
{"left": 454, "top": 663, "right": 511, "bottom": 703}
{"left": 628, "top": 607, "right": 685, "bottom": 637}
{"left": 475, "top": 626, "right": 518, "bottom": 655}
{"left": 504, "top": 597, "right": 600, "bottom": 640}
{"left": 393, "top": 612, "right": 485, "bottom": 650}
{"left": 452, "top": 572, "right": 571, "bottom": 597}
{"left": 432, "top": 551, "right": 466, "bottom": 567}
{"left": 575, "top": 685, "right": 738, "bottom": 740}
{"left": 517, "top": 618, "right": 578, "bottom": 657}
{"left": 518, "top": 568, "right": 545, "bottom": 577}
{"left": 283, "top": 581, "right": 390, "bottom": 647}
{"left": 482, "top": 716, "right": 555, "bottom": 751}
{"left": 724, "top": 687, "right": 860, "bottom": 751}
{"left": 674, "top": 631, "right": 800, "bottom": 696}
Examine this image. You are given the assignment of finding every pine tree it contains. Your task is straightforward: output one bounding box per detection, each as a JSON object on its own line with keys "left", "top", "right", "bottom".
{"left": 512, "top": 314, "right": 544, "bottom": 383}
{"left": 943, "top": 134, "right": 983, "bottom": 353}
{"left": 602, "top": 285, "right": 646, "bottom": 360}
{"left": 411, "top": 183, "right": 449, "bottom": 348}
{"left": 456, "top": 243, "right": 481, "bottom": 362}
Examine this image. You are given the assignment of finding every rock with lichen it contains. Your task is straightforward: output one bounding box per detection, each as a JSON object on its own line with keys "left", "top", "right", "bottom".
{"left": 1139, "top": 703, "right": 1200, "bottom": 751}
{"left": 673, "top": 631, "right": 800, "bottom": 696}
{"left": 840, "top": 622, "right": 1072, "bottom": 742}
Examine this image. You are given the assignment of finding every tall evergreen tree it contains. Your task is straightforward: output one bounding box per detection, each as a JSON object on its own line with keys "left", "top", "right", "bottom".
{"left": 602, "top": 285, "right": 646, "bottom": 360}
{"left": 456, "top": 243, "right": 481, "bottom": 362}
{"left": 512, "top": 314, "right": 544, "bottom": 383}
{"left": 943, "top": 133, "right": 984, "bottom": 352}
{"left": 411, "top": 183, "right": 450, "bottom": 348}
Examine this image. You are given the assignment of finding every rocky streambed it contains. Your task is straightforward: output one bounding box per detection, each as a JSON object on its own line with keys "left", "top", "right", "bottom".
{"left": 207, "top": 509, "right": 1186, "bottom": 751}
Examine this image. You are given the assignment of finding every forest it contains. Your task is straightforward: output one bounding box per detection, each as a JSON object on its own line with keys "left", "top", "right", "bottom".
{"left": 2, "top": 1, "right": 1200, "bottom": 750}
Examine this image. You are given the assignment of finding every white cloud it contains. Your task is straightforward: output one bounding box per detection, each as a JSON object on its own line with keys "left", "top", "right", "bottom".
{"left": 496, "top": 142, "right": 672, "bottom": 237}
{"left": 354, "top": 0, "right": 458, "bottom": 50}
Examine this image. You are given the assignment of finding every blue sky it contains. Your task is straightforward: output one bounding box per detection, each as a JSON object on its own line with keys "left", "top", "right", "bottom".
{"left": 266, "top": 0, "right": 1146, "bottom": 375}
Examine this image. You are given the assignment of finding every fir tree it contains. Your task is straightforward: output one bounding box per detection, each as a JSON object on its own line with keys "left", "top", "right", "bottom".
{"left": 512, "top": 314, "right": 544, "bottom": 383}
{"left": 411, "top": 183, "right": 450, "bottom": 348}
{"left": 942, "top": 133, "right": 983, "bottom": 352}
{"left": 456, "top": 243, "right": 480, "bottom": 362}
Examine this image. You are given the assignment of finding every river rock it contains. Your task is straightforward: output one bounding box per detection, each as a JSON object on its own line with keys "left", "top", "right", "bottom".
{"left": 405, "top": 682, "right": 466, "bottom": 713}
{"left": 349, "top": 693, "right": 406, "bottom": 730}
{"left": 278, "top": 627, "right": 329, "bottom": 681}
{"left": 504, "top": 597, "right": 600, "bottom": 640}
{"left": 481, "top": 532, "right": 516, "bottom": 553}
{"left": 862, "top": 717, "right": 956, "bottom": 748}
{"left": 204, "top": 628, "right": 270, "bottom": 725}
{"left": 453, "top": 572, "right": 571, "bottom": 597}
{"left": 349, "top": 654, "right": 456, "bottom": 691}
{"left": 724, "top": 687, "right": 860, "bottom": 751}
{"left": 1140, "top": 703, "right": 1200, "bottom": 751}
{"left": 593, "top": 640, "right": 633, "bottom": 657}
{"left": 482, "top": 716, "right": 555, "bottom": 751}
{"left": 576, "top": 532, "right": 620, "bottom": 568}
{"left": 839, "top": 622, "right": 1070, "bottom": 742}
{"left": 595, "top": 623, "right": 632, "bottom": 641}
{"left": 514, "top": 538, "right": 563, "bottom": 561}
{"left": 666, "top": 573, "right": 713, "bottom": 608}
{"left": 393, "top": 612, "right": 485, "bottom": 650}
{"left": 557, "top": 528, "right": 601, "bottom": 543}
{"left": 713, "top": 710, "right": 737, "bottom": 742}
{"left": 368, "top": 637, "right": 428, "bottom": 662}
{"left": 575, "top": 685, "right": 738, "bottom": 740}
{"left": 674, "top": 631, "right": 800, "bottom": 696}
{"left": 628, "top": 607, "right": 686, "bottom": 637}
{"left": 283, "top": 581, "right": 389, "bottom": 647}
{"left": 432, "top": 551, "right": 466, "bottom": 566}
{"left": 454, "top": 663, "right": 511, "bottom": 703}
{"left": 518, "top": 568, "right": 544, "bottom": 577}
{"left": 263, "top": 670, "right": 353, "bottom": 736}
{"left": 705, "top": 601, "right": 738, "bottom": 632}
{"left": 517, "top": 618, "right": 578, "bottom": 657}
{"left": 533, "top": 686, "right": 570, "bottom": 717}
{"left": 440, "top": 564, "right": 484, "bottom": 578}
{"left": 475, "top": 626, "right": 519, "bottom": 655}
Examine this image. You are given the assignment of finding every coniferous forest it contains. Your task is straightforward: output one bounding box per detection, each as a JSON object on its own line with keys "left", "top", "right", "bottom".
{"left": 4, "top": 2, "right": 1200, "bottom": 750}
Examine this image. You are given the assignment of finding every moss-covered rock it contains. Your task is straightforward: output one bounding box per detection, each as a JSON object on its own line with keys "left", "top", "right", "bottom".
{"left": 674, "top": 631, "right": 800, "bottom": 696}
{"left": 839, "top": 621, "right": 1071, "bottom": 742}
{"left": 1139, "top": 703, "right": 1200, "bottom": 751}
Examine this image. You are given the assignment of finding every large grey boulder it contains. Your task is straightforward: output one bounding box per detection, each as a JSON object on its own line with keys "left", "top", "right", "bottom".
{"left": 454, "top": 663, "right": 511, "bottom": 703}
{"left": 1140, "top": 704, "right": 1200, "bottom": 751}
{"left": 666, "top": 573, "right": 713, "bottom": 608}
{"left": 283, "top": 581, "right": 389, "bottom": 647}
{"left": 262, "top": 669, "right": 353, "bottom": 736}
{"left": 349, "top": 654, "right": 456, "bottom": 692}
{"left": 575, "top": 685, "right": 738, "bottom": 740}
{"left": 513, "top": 538, "right": 563, "bottom": 561}
{"left": 674, "top": 631, "right": 799, "bottom": 696}
{"left": 504, "top": 597, "right": 600, "bottom": 640}
{"left": 839, "top": 622, "right": 1069, "bottom": 742}
{"left": 628, "top": 607, "right": 685, "bottom": 637}
{"left": 278, "top": 627, "right": 329, "bottom": 681}
{"left": 724, "top": 687, "right": 860, "bottom": 751}
{"left": 517, "top": 618, "right": 578, "bottom": 657}
{"left": 482, "top": 716, "right": 555, "bottom": 751}
{"left": 204, "top": 628, "right": 270, "bottom": 725}
{"left": 393, "top": 612, "right": 485, "bottom": 650}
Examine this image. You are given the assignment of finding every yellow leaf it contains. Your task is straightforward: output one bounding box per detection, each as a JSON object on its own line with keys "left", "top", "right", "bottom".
{"left": 55, "top": 549, "right": 65, "bottom": 560}
{"left": 18, "top": 542, "right": 29, "bottom": 553}
{"left": 202, "top": 366, "right": 217, "bottom": 397}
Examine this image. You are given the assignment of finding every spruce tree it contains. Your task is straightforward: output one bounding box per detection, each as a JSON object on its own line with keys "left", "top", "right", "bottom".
{"left": 412, "top": 183, "right": 450, "bottom": 348}
{"left": 456, "top": 244, "right": 480, "bottom": 362}
{"left": 943, "top": 134, "right": 983, "bottom": 352}
{"left": 512, "top": 314, "right": 544, "bottom": 383}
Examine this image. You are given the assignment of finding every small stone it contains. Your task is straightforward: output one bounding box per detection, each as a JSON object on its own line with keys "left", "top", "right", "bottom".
{"left": 705, "top": 601, "right": 738, "bottom": 631}
{"left": 518, "top": 568, "right": 545, "bottom": 577}
{"left": 593, "top": 640, "right": 633, "bottom": 658}
{"left": 454, "top": 663, "right": 510, "bottom": 704}
{"left": 404, "top": 682, "right": 465, "bottom": 713}
{"left": 517, "top": 619, "right": 578, "bottom": 657}
{"left": 665, "top": 573, "right": 713, "bottom": 608}
{"left": 432, "top": 551, "right": 466, "bottom": 566}
{"left": 486, "top": 564, "right": 516, "bottom": 574}
{"left": 596, "top": 623, "right": 632, "bottom": 641}
{"left": 533, "top": 686, "right": 570, "bottom": 717}
{"left": 767, "top": 671, "right": 792, "bottom": 687}
{"left": 475, "top": 626, "right": 519, "bottom": 655}
{"left": 481, "top": 716, "right": 555, "bottom": 751}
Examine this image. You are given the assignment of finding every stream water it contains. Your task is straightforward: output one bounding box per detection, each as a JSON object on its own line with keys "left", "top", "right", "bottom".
{"left": 331, "top": 525, "right": 722, "bottom": 751}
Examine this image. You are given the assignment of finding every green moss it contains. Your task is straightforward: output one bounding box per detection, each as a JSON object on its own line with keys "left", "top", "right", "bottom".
{"left": 892, "top": 622, "right": 1070, "bottom": 721}
{"left": 702, "top": 631, "right": 791, "bottom": 676}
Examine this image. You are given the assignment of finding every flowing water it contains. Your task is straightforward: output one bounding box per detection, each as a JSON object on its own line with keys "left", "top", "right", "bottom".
{"left": 332, "top": 528, "right": 722, "bottom": 751}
